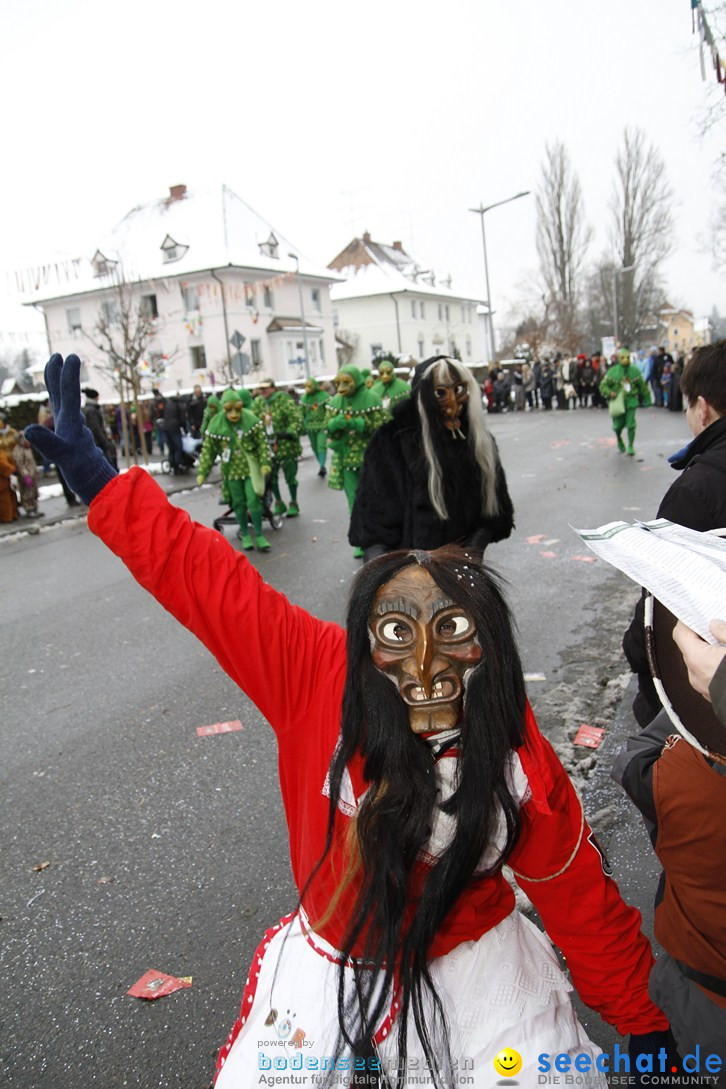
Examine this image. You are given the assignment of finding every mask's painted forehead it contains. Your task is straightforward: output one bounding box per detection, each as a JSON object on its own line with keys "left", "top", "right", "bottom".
{"left": 370, "top": 565, "right": 458, "bottom": 624}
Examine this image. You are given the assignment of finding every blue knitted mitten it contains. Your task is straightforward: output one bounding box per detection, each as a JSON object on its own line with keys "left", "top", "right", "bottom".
{"left": 24, "top": 354, "right": 118, "bottom": 505}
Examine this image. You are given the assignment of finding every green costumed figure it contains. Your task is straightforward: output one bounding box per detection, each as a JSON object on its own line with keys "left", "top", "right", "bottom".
{"left": 371, "top": 359, "right": 411, "bottom": 418}
{"left": 299, "top": 376, "right": 330, "bottom": 478}
{"left": 196, "top": 388, "right": 272, "bottom": 551}
{"left": 325, "top": 365, "right": 385, "bottom": 557}
{"left": 252, "top": 378, "right": 303, "bottom": 517}
{"left": 599, "top": 348, "right": 651, "bottom": 456}
{"left": 200, "top": 394, "right": 220, "bottom": 436}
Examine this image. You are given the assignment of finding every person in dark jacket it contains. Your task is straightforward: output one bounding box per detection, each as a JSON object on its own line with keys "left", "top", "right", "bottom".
{"left": 349, "top": 356, "right": 514, "bottom": 561}
{"left": 623, "top": 340, "right": 726, "bottom": 725}
{"left": 82, "top": 389, "right": 118, "bottom": 471}
{"left": 187, "top": 384, "right": 207, "bottom": 439}
{"left": 539, "top": 361, "right": 555, "bottom": 410}
{"left": 161, "top": 394, "right": 188, "bottom": 474}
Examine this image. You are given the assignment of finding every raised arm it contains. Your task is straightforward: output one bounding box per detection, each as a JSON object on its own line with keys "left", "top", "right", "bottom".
{"left": 25, "top": 355, "right": 346, "bottom": 737}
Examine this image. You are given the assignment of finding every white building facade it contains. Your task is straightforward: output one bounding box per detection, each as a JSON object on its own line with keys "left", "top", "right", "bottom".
{"left": 328, "top": 234, "right": 485, "bottom": 369}
{"left": 26, "top": 185, "right": 339, "bottom": 398}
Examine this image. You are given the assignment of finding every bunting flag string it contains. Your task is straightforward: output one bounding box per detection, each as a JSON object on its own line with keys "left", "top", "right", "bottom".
{"left": 8, "top": 260, "right": 299, "bottom": 300}
{"left": 193, "top": 270, "right": 297, "bottom": 307}
{"left": 691, "top": 1, "right": 726, "bottom": 95}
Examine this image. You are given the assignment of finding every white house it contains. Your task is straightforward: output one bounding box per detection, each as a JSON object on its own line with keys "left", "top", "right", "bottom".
{"left": 23, "top": 184, "right": 340, "bottom": 399}
{"left": 328, "top": 233, "right": 485, "bottom": 369}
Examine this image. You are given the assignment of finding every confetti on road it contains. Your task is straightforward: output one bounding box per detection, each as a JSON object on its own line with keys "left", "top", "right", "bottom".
{"left": 523, "top": 673, "right": 546, "bottom": 682}
{"left": 571, "top": 555, "right": 596, "bottom": 563}
{"left": 543, "top": 538, "right": 560, "bottom": 545}
{"left": 196, "top": 720, "right": 244, "bottom": 737}
{"left": 526, "top": 534, "right": 546, "bottom": 544}
{"left": 573, "top": 724, "right": 605, "bottom": 748}
{"left": 540, "top": 551, "right": 557, "bottom": 558}
{"left": 127, "top": 971, "right": 192, "bottom": 1000}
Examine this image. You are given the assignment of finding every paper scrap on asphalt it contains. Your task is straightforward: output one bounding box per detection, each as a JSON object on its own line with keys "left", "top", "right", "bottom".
{"left": 573, "top": 724, "right": 605, "bottom": 748}
{"left": 571, "top": 555, "right": 596, "bottom": 563}
{"left": 526, "top": 534, "right": 546, "bottom": 544}
{"left": 196, "top": 720, "right": 243, "bottom": 737}
{"left": 523, "top": 673, "right": 546, "bottom": 682}
{"left": 540, "top": 551, "right": 557, "bottom": 558}
{"left": 127, "top": 971, "right": 192, "bottom": 1000}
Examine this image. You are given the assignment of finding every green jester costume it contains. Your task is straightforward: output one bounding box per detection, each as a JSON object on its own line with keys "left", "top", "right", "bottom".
{"left": 599, "top": 349, "right": 651, "bottom": 456}
{"left": 196, "top": 389, "right": 272, "bottom": 551}
{"left": 371, "top": 360, "right": 411, "bottom": 419}
{"left": 252, "top": 380, "right": 303, "bottom": 517}
{"left": 299, "top": 377, "right": 330, "bottom": 477}
{"left": 325, "top": 365, "right": 384, "bottom": 556}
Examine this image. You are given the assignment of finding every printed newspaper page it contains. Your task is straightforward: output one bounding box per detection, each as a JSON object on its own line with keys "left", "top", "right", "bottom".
{"left": 573, "top": 520, "right": 726, "bottom": 643}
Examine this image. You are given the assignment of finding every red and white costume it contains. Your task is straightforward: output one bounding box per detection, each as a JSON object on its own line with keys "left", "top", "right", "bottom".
{"left": 89, "top": 470, "right": 667, "bottom": 1087}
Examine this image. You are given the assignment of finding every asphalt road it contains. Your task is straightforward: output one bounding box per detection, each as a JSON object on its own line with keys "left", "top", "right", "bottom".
{"left": 1, "top": 404, "right": 691, "bottom": 1088}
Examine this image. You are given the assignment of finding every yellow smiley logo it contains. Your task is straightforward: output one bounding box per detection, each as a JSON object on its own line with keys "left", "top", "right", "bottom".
{"left": 493, "top": 1048, "right": 522, "bottom": 1077}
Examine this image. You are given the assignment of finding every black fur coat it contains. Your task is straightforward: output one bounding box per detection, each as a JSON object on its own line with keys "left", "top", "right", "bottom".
{"left": 348, "top": 397, "right": 514, "bottom": 552}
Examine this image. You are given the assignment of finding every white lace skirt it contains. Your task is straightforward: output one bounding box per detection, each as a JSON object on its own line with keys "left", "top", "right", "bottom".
{"left": 215, "top": 908, "right": 606, "bottom": 1089}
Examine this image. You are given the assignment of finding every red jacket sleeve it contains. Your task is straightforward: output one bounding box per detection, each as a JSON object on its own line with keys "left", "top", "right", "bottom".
{"left": 87, "top": 468, "right": 346, "bottom": 737}
{"left": 510, "top": 711, "right": 668, "bottom": 1036}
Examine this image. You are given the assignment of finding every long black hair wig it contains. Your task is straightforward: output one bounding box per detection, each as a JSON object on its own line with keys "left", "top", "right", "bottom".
{"left": 312, "top": 544, "right": 527, "bottom": 1087}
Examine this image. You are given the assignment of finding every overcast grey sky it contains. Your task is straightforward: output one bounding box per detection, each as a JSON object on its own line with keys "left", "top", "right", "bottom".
{"left": 2, "top": 0, "right": 723, "bottom": 346}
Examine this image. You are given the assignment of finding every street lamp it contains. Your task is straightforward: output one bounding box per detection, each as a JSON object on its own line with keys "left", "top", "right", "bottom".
{"left": 612, "top": 264, "right": 635, "bottom": 348}
{"left": 469, "top": 191, "right": 530, "bottom": 365}
{"left": 288, "top": 252, "right": 310, "bottom": 379}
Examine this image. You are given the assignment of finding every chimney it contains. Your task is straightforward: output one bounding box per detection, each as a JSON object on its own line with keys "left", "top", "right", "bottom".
{"left": 168, "top": 184, "right": 187, "bottom": 202}
{"left": 362, "top": 231, "right": 372, "bottom": 244}
{"left": 392, "top": 240, "right": 403, "bottom": 251}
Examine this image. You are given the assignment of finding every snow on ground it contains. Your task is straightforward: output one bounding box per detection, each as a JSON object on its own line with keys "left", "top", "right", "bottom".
{"left": 38, "top": 461, "right": 167, "bottom": 503}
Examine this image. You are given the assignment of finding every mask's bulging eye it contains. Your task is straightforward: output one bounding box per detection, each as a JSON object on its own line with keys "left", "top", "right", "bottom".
{"left": 454, "top": 384, "right": 466, "bottom": 397}
{"left": 438, "top": 614, "right": 472, "bottom": 638}
{"left": 380, "top": 619, "right": 413, "bottom": 644}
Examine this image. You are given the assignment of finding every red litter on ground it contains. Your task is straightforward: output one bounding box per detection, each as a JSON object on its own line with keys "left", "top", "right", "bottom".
{"left": 526, "top": 534, "right": 546, "bottom": 544}
{"left": 127, "top": 970, "right": 192, "bottom": 1000}
{"left": 573, "top": 724, "right": 605, "bottom": 749}
{"left": 196, "top": 720, "right": 243, "bottom": 737}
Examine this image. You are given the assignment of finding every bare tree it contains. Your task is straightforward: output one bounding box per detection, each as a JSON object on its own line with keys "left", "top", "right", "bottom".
{"left": 608, "top": 127, "right": 672, "bottom": 347}
{"left": 500, "top": 269, "right": 554, "bottom": 359}
{"left": 85, "top": 275, "right": 166, "bottom": 468}
{"left": 535, "top": 141, "right": 592, "bottom": 352}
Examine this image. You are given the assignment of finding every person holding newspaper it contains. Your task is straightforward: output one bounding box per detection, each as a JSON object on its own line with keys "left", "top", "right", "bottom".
{"left": 623, "top": 340, "right": 726, "bottom": 727}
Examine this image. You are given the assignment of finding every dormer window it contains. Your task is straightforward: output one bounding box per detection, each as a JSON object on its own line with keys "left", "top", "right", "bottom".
{"left": 92, "top": 250, "right": 118, "bottom": 278}
{"left": 161, "top": 234, "right": 188, "bottom": 264}
{"left": 259, "top": 232, "right": 279, "bottom": 258}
